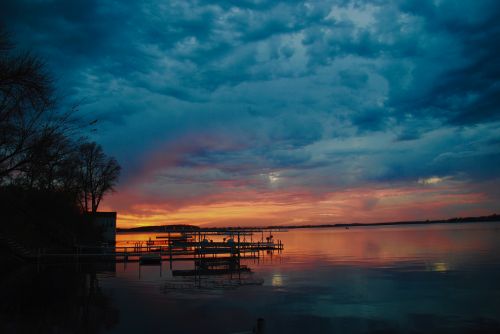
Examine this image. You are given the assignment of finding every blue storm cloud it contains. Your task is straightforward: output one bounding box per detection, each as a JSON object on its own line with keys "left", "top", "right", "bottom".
{"left": 1, "top": 0, "right": 499, "bottom": 209}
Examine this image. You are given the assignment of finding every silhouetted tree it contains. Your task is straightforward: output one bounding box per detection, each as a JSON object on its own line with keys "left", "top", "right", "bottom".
{"left": 0, "top": 29, "right": 122, "bottom": 247}
{"left": 0, "top": 28, "right": 78, "bottom": 186}
{"left": 78, "top": 142, "right": 120, "bottom": 213}
{"left": 16, "top": 130, "right": 74, "bottom": 190}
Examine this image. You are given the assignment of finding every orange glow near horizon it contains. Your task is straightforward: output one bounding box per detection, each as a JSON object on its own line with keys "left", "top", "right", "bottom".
{"left": 101, "top": 181, "right": 491, "bottom": 228}
{"left": 271, "top": 225, "right": 492, "bottom": 266}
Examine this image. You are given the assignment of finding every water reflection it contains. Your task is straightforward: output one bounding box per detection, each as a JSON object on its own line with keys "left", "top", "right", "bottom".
{"left": 0, "top": 264, "right": 119, "bottom": 333}
{"left": 2, "top": 222, "right": 500, "bottom": 333}
{"left": 269, "top": 223, "right": 500, "bottom": 272}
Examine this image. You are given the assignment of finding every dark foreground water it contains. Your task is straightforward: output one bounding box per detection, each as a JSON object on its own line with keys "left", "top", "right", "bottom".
{"left": 2, "top": 222, "right": 500, "bottom": 333}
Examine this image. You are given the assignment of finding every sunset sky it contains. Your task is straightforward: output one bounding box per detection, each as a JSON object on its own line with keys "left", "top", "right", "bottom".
{"left": 2, "top": 0, "right": 499, "bottom": 227}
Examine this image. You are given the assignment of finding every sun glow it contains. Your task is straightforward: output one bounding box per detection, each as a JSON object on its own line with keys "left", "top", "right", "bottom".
{"left": 108, "top": 181, "right": 487, "bottom": 228}
{"left": 418, "top": 176, "right": 449, "bottom": 185}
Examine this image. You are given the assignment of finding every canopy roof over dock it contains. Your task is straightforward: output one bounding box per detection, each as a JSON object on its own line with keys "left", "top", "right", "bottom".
{"left": 159, "top": 227, "right": 287, "bottom": 235}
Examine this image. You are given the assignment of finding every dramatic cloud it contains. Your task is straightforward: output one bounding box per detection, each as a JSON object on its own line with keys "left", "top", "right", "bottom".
{"left": 2, "top": 0, "right": 499, "bottom": 226}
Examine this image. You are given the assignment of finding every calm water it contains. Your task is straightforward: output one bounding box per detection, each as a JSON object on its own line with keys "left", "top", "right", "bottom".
{"left": 2, "top": 222, "right": 500, "bottom": 333}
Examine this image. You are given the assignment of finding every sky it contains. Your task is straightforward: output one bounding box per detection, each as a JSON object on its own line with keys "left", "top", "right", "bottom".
{"left": 2, "top": 0, "right": 499, "bottom": 227}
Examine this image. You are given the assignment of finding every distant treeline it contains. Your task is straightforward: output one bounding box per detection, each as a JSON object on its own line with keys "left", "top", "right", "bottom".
{"left": 117, "top": 224, "right": 200, "bottom": 233}
{"left": 0, "top": 28, "right": 120, "bottom": 249}
{"left": 268, "top": 213, "right": 500, "bottom": 230}
{"left": 117, "top": 214, "right": 500, "bottom": 233}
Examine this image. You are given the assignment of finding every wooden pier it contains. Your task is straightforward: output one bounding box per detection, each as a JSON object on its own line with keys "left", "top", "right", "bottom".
{"left": 32, "top": 228, "right": 285, "bottom": 266}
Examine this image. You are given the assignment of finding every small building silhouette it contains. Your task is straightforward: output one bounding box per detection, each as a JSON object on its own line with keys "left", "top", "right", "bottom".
{"left": 84, "top": 212, "right": 117, "bottom": 244}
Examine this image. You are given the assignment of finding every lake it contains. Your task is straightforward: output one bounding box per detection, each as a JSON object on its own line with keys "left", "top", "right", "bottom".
{"left": 2, "top": 222, "right": 500, "bottom": 333}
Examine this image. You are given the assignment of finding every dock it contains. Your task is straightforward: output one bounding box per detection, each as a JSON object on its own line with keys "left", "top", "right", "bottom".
{"left": 29, "top": 228, "right": 285, "bottom": 266}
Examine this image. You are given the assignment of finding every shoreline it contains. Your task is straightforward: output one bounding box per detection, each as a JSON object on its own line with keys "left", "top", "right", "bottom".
{"left": 116, "top": 214, "right": 500, "bottom": 233}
